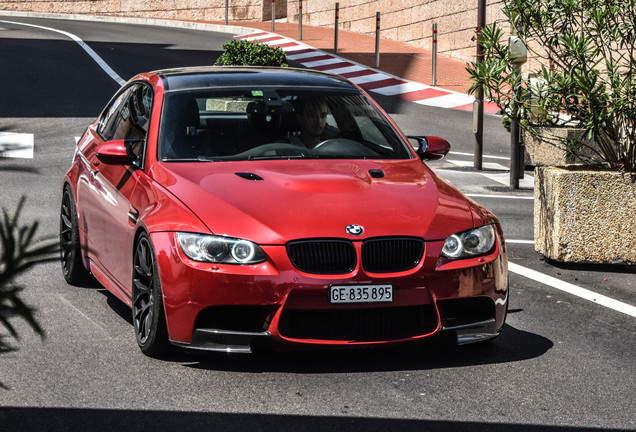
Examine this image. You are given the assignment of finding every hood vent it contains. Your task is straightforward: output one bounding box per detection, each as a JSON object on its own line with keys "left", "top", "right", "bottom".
{"left": 235, "top": 172, "right": 264, "bottom": 181}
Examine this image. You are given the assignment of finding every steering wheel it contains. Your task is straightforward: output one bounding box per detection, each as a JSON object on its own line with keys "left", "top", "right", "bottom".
{"left": 313, "top": 138, "right": 350, "bottom": 150}
{"left": 245, "top": 143, "right": 308, "bottom": 157}
{"left": 313, "top": 138, "right": 379, "bottom": 156}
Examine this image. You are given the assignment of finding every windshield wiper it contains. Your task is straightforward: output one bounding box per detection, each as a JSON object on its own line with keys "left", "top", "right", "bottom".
{"left": 196, "top": 154, "right": 371, "bottom": 162}
{"left": 197, "top": 154, "right": 321, "bottom": 161}
{"left": 197, "top": 156, "right": 234, "bottom": 162}
{"left": 246, "top": 154, "right": 319, "bottom": 160}
{"left": 162, "top": 157, "right": 200, "bottom": 162}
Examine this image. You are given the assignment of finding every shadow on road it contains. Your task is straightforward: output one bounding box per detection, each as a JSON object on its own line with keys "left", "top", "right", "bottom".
{"left": 179, "top": 323, "right": 552, "bottom": 374}
{"left": 0, "top": 406, "right": 627, "bottom": 432}
{"left": 0, "top": 36, "right": 224, "bottom": 118}
{"left": 0, "top": 162, "right": 40, "bottom": 174}
{"left": 542, "top": 257, "right": 636, "bottom": 275}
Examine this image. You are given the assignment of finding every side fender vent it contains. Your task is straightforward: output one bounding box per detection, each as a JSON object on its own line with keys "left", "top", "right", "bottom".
{"left": 369, "top": 169, "right": 385, "bottom": 178}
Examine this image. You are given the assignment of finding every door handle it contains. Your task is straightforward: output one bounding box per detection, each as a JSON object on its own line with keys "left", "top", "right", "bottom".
{"left": 128, "top": 208, "right": 139, "bottom": 226}
{"left": 91, "top": 160, "right": 100, "bottom": 176}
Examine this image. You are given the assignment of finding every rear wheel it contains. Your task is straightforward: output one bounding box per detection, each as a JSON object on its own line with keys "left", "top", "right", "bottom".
{"left": 59, "top": 185, "right": 91, "bottom": 285}
{"left": 132, "top": 233, "right": 171, "bottom": 356}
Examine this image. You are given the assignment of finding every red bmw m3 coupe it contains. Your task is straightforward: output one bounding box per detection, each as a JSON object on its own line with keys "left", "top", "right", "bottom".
{"left": 60, "top": 66, "right": 508, "bottom": 356}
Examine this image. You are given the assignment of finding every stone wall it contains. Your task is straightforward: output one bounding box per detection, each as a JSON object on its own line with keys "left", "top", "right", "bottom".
{"left": 0, "top": 0, "right": 279, "bottom": 22}
{"left": 0, "top": 0, "right": 505, "bottom": 62}
{"left": 287, "top": 0, "right": 505, "bottom": 61}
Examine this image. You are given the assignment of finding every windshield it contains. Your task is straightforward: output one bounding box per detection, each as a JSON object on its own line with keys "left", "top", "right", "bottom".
{"left": 158, "top": 87, "right": 413, "bottom": 161}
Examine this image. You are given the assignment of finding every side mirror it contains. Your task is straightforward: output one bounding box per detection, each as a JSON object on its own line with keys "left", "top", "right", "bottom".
{"left": 94, "top": 140, "right": 133, "bottom": 165}
{"left": 408, "top": 136, "right": 451, "bottom": 161}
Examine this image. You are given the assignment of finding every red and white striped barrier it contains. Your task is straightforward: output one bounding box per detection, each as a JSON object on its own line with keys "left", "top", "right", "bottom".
{"left": 237, "top": 32, "right": 500, "bottom": 114}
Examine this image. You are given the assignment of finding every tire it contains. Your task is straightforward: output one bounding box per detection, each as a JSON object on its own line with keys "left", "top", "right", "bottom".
{"left": 132, "top": 233, "right": 171, "bottom": 356}
{"left": 60, "top": 185, "right": 92, "bottom": 285}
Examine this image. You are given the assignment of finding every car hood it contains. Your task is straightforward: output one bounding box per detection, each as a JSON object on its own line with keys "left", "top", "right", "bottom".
{"left": 150, "top": 159, "right": 474, "bottom": 244}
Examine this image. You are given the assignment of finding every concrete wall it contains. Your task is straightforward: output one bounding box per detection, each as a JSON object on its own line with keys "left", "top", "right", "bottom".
{"left": 0, "top": 0, "right": 505, "bottom": 61}
{"left": 0, "top": 0, "right": 285, "bottom": 22}
{"left": 287, "top": 0, "right": 505, "bottom": 61}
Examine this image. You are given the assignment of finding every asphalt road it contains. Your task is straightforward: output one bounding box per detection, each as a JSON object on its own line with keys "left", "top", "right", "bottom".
{"left": 0, "top": 15, "right": 634, "bottom": 432}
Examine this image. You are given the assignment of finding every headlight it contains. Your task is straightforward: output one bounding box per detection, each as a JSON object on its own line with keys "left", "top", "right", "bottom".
{"left": 441, "top": 225, "right": 496, "bottom": 259}
{"left": 177, "top": 233, "right": 267, "bottom": 265}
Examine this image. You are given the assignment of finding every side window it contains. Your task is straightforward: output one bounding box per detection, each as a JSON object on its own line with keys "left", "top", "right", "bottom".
{"left": 97, "top": 83, "right": 153, "bottom": 164}
{"left": 130, "top": 85, "right": 152, "bottom": 136}
{"left": 97, "top": 87, "right": 131, "bottom": 142}
{"left": 126, "top": 84, "right": 153, "bottom": 161}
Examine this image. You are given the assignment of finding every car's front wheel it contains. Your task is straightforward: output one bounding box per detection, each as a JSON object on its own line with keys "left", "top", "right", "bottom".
{"left": 60, "top": 185, "right": 92, "bottom": 285}
{"left": 132, "top": 233, "right": 171, "bottom": 356}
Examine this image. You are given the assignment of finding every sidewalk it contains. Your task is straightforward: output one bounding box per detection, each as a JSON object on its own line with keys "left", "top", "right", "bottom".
{"left": 224, "top": 21, "right": 499, "bottom": 113}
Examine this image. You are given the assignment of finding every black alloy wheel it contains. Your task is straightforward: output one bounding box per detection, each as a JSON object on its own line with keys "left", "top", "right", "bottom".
{"left": 132, "top": 233, "right": 170, "bottom": 356}
{"left": 60, "top": 185, "right": 91, "bottom": 285}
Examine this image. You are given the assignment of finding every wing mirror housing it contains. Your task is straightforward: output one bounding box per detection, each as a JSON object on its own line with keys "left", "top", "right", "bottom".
{"left": 409, "top": 136, "right": 451, "bottom": 161}
{"left": 95, "top": 139, "right": 140, "bottom": 165}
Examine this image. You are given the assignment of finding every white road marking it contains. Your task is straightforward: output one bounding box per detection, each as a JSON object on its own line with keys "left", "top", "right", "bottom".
{"left": 413, "top": 93, "right": 475, "bottom": 109}
{"left": 56, "top": 295, "right": 112, "bottom": 338}
{"left": 450, "top": 151, "right": 511, "bottom": 161}
{"left": 0, "top": 132, "right": 34, "bottom": 158}
{"left": 302, "top": 58, "right": 341, "bottom": 68}
{"left": 241, "top": 33, "right": 274, "bottom": 42}
{"left": 509, "top": 262, "right": 636, "bottom": 318}
{"left": 277, "top": 44, "right": 309, "bottom": 54}
{"left": 372, "top": 82, "right": 430, "bottom": 96}
{"left": 348, "top": 73, "right": 394, "bottom": 85}
{"left": 446, "top": 159, "right": 508, "bottom": 171}
{"left": 286, "top": 51, "right": 324, "bottom": 60}
{"left": 0, "top": 19, "right": 126, "bottom": 86}
{"left": 482, "top": 171, "right": 535, "bottom": 188}
{"left": 445, "top": 159, "right": 535, "bottom": 188}
{"left": 324, "top": 65, "right": 367, "bottom": 75}
{"left": 505, "top": 239, "right": 535, "bottom": 244}
{"left": 466, "top": 193, "right": 533, "bottom": 200}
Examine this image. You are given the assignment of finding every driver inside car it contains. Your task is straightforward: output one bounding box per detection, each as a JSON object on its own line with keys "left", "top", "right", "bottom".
{"left": 290, "top": 99, "right": 330, "bottom": 149}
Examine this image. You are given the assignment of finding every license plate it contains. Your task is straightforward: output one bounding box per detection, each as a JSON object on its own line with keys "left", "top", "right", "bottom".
{"left": 329, "top": 284, "right": 393, "bottom": 304}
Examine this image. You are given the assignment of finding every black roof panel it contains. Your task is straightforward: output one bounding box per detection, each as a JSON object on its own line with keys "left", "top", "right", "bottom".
{"left": 153, "top": 66, "right": 357, "bottom": 92}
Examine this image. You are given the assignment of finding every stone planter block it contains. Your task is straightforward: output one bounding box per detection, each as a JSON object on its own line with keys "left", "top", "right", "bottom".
{"left": 534, "top": 167, "right": 636, "bottom": 264}
{"left": 524, "top": 127, "right": 600, "bottom": 167}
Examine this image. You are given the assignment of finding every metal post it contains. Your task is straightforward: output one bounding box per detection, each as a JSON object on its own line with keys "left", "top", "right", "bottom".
{"left": 519, "top": 140, "right": 525, "bottom": 179}
{"left": 334, "top": 2, "right": 339, "bottom": 54}
{"left": 271, "top": 0, "right": 275, "bottom": 31}
{"left": 432, "top": 23, "right": 437, "bottom": 86}
{"left": 474, "top": 0, "right": 486, "bottom": 171}
{"left": 510, "top": 65, "right": 522, "bottom": 189}
{"left": 510, "top": 113, "right": 520, "bottom": 189}
{"left": 298, "top": 0, "right": 303, "bottom": 40}
{"left": 225, "top": 0, "right": 229, "bottom": 26}
{"left": 375, "top": 12, "right": 380, "bottom": 68}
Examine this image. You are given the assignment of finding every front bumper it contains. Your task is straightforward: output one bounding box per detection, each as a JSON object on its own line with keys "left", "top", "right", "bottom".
{"left": 151, "top": 230, "right": 508, "bottom": 353}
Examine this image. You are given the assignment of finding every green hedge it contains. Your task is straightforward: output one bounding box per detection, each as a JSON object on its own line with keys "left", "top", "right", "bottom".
{"left": 215, "top": 39, "right": 289, "bottom": 67}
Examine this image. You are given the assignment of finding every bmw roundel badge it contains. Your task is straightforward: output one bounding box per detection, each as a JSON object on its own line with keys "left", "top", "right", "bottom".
{"left": 346, "top": 224, "right": 364, "bottom": 236}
